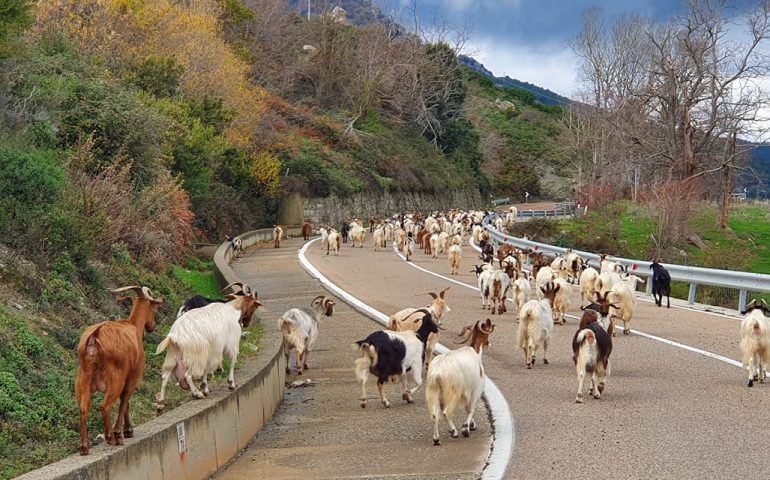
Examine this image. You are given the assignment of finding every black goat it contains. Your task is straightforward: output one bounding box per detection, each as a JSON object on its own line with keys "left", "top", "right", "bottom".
{"left": 650, "top": 260, "right": 671, "bottom": 308}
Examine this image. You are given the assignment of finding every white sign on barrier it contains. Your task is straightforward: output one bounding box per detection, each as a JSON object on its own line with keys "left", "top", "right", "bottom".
{"left": 176, "top": 422, "right": 186, "bottom": 454}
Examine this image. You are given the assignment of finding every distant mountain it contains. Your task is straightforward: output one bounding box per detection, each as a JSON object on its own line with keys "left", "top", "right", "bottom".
{"left": 459, "top": 55, "right": 572, "bottom": 107}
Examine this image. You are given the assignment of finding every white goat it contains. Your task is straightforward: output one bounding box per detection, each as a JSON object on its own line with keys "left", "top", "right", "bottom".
{"left": 579, "top": 267, "right": 600, "bottom": 307}
{"left": 535, "top": 266, "right": 555, "bottom": 299}
{"left": 279, "top": 295, "right": 335, "bottom": 375}
{"left": 513, "top": 274, "right": 532, "bottom": 313}
{"left": 608, "top": 279, "right": 637, "bottom": 336}
{"left": 597, "top": 271, "right": 622, "bottom": 298}
{"left": 740, "top": 299, "right": 770, "bottom": 387}
{"left": 552, "top": 278, "right": 572, "bottom": 325}
{"left": 426, "top": 319, "right": 494, "bottom": 445}
{"left": 517, "top": 282, "right": 558, "bottom": 368}
{"left": 373, "top": 226, "right": 386, "bottom": 252}
{"left": 448, "top": 243, "right": 462, "bottom": 275}
{"left": 327, "top": 231, "right": 341, "bottom": 255}
{"left": 155, "top": 288, "right": 262, "bottom": 406}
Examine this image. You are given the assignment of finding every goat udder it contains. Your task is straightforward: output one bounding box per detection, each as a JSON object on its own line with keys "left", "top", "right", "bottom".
{"left": 176, "top": 363, "right": 190, "bottom": 390}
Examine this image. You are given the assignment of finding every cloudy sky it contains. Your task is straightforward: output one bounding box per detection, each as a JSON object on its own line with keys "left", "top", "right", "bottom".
{"left": 381, "top": 0, "right": 687, "bottom": 98}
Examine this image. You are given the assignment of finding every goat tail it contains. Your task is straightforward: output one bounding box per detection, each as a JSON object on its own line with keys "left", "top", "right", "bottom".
{"left": 425, "top": 373, "right": 443, "bottom": 417}
{"left": 155, "top": 336, "right": 172, "bottom": 355}
{"left": 354, "top": 342, "right": 375, "bottom": 381}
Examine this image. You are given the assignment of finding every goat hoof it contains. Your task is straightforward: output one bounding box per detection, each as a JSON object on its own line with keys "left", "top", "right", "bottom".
{"left": 193, "top": 392, "right": 205, "bottom": 399}
{"left": 155, "top": 402, "right": 165, "bottom": 411}
{"left": 543, "top": 358, "right": 549, "bottom": 365}
{"left": 80, "top": 446, "right": 89, "bottom": 456}
{"left": 526, "top": 364, "right": 532, "bottom": 370}
{"left": 360, "top": 401, "right": 367, "bottom": 408}
{"left": 598, "top": 383, "right": 605, "bottom": 394}
{"left": 575, "top": 396, "right": 583, "bottom": 404}
{"left": 747, "top": 380, "right": 754, "bottom": 387}
{"left": 623, "top": 330, "right": 630, "bottom": 335}
{"left": 105, "top": 434, "right": 116, "bottom": 446}
{"left": 285, "top": 367, "right": 291, "bottom": 374}
{"left": 451, "top": 429, "right": 459, "bottom": 438}
{"left": 383, "top": 401, "right": 391, "bottom": 408}
{"left": 296, "top": 369, "right": 303, "bottom": 376}
{"left": 470, "top": 421, "right": 477, "bottom": 431}
{"left": 303, "top": 363, "right": 309, "bottom": 370}
{"left": 433, "top": 438, "right": 441, "bottom": 446}
{"left": 124, "top": 429, "right": 134, "bottom": 438}
{"left": 753, "top": 374, "right": 759, "bottom": 381}
{"left": 593, "top": 393, "right": 601, "bottom": 399}
{"left": 462, "top": 428, "right": 470, "bottom": 438}
{"left": 228, "top": 382, "right": 237, "bottom": 391}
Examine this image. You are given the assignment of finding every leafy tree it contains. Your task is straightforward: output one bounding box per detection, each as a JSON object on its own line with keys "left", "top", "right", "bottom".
{"left": 0, "top": 0, "right": 32, "bottom": 58}
{"left": 128, "top": 55, "right": 184, "bottom": 98}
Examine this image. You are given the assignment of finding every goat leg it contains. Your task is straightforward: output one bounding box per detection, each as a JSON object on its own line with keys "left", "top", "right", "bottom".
{"left": 575, "top": 369, "right": 586, "bottom": 404}
{"left": 461, "top": 397, "right": 480, "bottom": 437}
{"left": 227, "top": 350, "right": 238, "bottom": 390}
{"left": 377, "top": 381, "right": 390, "bottom": 408}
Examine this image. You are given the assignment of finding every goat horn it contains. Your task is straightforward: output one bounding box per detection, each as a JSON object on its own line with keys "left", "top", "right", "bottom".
{"left": 440, "top": 286, "right": 450, "bottom": 299}
{"left": 222, "top": 282, "right": 245, "bottom": 293}
{"left": 311, "top": 295, "right": 325, "bottom": 306}
{"left": 480, "top": 319, "right": 495, "bottom": 334}
{"left": 111, "top": 286, "right": 150, "bottom": 299}
{"left": 427, "top": 292, "right": 438, "bottom": 299}
{"left": 454, "top": 325, "right": 473, "bottom": 344}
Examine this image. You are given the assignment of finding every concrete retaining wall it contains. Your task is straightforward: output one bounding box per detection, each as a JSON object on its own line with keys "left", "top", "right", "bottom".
{"left": 19, "top": 227, "right": 300, "bottom": 480}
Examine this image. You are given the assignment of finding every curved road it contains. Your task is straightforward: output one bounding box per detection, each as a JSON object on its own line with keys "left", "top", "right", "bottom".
{"left": 220, "top": 236, "right": 770, "bottom": 479}
{"left": 302, "top": 238, "right": 770, "bottom": 479}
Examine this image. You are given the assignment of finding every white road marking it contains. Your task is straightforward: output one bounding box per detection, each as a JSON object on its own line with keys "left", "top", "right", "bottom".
{"left": 298, "top": 239, "right": 515, "bottom": 480}
{"left": 394, "top": 242, "right": 748, "bottom": 372}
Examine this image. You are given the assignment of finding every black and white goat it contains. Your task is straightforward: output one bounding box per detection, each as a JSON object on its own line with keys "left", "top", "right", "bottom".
{"left": 355, "top": 309, "right": 438, "bottom": 408}
{"left": 426, "top": 319, "right": 495, "bottom": 445}
{"left": 279, "top": 295, "right": 336, "bottom": 375}
{"left": 572, "top": 310, "right": 613, "bottom": 403}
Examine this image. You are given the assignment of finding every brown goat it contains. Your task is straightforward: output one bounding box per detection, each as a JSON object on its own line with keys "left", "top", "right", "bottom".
{"left": 301, "top": 222, "right": 312, "bottom": 241}
{"left": 76, "top": 286, "right": 163, "bottom": 455}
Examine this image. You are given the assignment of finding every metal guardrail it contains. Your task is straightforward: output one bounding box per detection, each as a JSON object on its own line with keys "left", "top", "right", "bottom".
{"left": 483, "top": 214, "right": 770, "bottom": 313}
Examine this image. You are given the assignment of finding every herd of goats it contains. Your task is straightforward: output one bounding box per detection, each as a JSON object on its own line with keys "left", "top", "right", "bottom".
{"left": 73, "top": 207, "right": 770, "bottom": 455}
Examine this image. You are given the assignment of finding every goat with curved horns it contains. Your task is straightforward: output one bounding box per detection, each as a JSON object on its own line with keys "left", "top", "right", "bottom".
{"left": 427, "top": 319, "right": 495, "bottom": 445}
{"left": 279, "top": 295, "right": 336, "bottom": 375}
{"left": 388, "top": 287, "right": 451, "bottom": 366}
{"left": 76, "top": 286, "right": 163, "bottom": 455}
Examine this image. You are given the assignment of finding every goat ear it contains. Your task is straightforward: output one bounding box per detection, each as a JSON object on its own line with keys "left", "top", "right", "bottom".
{"left": 116, "top": 296, "right": 133, "bottom": 305}
{"left": 151, "top": 298, "right": 165, "bottom": 306}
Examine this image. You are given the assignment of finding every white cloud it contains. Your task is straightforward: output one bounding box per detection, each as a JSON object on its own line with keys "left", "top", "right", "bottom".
{"left": 465, "top": 38, "right": 579, "bottom": 99}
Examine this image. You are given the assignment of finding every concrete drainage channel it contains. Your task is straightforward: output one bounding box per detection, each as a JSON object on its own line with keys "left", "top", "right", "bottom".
{"left": 298, "top": 238, "right": 514, "bottom": 480}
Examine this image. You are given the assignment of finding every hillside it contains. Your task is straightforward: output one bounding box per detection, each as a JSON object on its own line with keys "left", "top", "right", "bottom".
{"left": 459, "top": 56, "right": 573, "bottom": 107}
{"left": 462, "top": 69, "right": 571, "bottom": 200}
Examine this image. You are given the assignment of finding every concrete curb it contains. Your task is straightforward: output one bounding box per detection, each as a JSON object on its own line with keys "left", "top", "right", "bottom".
{"left": 18, "top": 228, "right": 300, "bottom": 480}
{"left": 298, "top": 239, "right": 514, "bottom": 480}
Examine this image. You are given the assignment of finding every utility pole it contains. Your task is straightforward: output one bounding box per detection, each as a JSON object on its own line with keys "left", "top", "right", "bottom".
{"left": 308, "top": 0, "right": 311, "bottom": 20}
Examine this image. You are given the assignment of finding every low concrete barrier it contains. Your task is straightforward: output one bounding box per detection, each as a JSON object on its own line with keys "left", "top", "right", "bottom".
{"left": 19, "top": 227, "right": 300, "bottom": 480}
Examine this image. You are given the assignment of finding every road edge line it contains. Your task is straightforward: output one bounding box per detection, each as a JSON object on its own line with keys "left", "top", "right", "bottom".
{"left": 298, "top": 238, "right": 514, "bottom": 480}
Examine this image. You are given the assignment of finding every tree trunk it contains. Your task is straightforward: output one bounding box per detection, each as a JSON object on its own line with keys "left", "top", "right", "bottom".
{"left": 683, "top": 110, "right": 696, "bottom": 177}
{"left": 719, "top": 132, "right": 737, "bottom": 229}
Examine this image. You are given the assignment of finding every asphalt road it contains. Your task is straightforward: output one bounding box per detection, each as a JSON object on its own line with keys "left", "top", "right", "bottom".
{"left": 300, "top": 236, "right": 770, "bottom": 479}
{"left": 215, "top": 240, "right": 491, "bottom": 480}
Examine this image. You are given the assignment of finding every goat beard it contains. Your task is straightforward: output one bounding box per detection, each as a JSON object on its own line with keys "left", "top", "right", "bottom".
{"left": 176, "top": 362, "right": 190, "bottom": 390}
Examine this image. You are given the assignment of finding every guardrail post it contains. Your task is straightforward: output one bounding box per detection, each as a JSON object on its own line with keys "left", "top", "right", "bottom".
{"left": 688, "top": 283, "right": 697, "bottom": 304}
{"left": 738, "top": 289, "right": 747, "bottom": 313}
{"left": 645, "top": 278, "right": 652, "bottom": 295}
